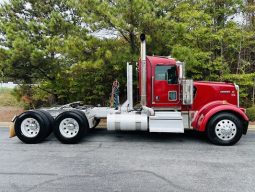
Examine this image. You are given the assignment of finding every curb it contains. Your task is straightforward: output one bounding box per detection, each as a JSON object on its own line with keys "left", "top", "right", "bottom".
{"left": 0, "top": 122, "right": 11, "bottom": 128}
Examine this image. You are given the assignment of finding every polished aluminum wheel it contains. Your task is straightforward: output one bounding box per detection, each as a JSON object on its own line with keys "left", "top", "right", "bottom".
{"left": 21, "top": 118, "right": 40, "bottom": 138}
{"left": 215, "top": 119, "right": 237, "bottom": 141}
{"left": 59, "top": 118, "right": 79, "bottom": 138}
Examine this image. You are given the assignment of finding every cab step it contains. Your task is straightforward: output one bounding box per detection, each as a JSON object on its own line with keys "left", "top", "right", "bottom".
{"left": 149, "top": 111, "right": 184, "bottom": 133}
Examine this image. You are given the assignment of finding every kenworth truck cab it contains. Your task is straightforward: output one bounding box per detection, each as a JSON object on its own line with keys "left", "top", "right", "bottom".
{"left": 10, "top": 34, "right": 249, "bottom": 145}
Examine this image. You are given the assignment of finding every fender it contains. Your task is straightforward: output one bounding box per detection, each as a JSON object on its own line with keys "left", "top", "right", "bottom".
{"left": 192, "top": 101, "right": 249, "bottom": 133}
{"left": 192, "top": 101, "right": 227, "bottom": 129}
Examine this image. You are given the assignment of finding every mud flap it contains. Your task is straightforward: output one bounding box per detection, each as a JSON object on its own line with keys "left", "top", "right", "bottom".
{"left": 9, "top": 122, "right": 16, "bottom": 138}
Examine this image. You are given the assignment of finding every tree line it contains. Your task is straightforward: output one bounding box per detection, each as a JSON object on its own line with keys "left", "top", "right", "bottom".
{"left": 0, "top": 0, "right": 254, "bottom": 108}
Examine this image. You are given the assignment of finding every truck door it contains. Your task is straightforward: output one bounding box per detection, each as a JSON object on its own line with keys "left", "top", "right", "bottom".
{"left": 153, "top": 65, "right": 180, "bottom": 107}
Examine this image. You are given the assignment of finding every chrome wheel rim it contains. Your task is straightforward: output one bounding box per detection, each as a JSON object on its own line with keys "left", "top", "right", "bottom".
{"left": 59, "top": 118, "right": 79, "bottom": 138}
{"left": 21, "top": 118, "right": 40, "bottom": 138}
{"left": 215, "top": 119, "right": 237, "bottom": 141}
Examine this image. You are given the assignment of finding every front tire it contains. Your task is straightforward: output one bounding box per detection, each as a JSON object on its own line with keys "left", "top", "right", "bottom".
{"left": 206, "top": 112, "right": 243, "bottom": 146}
{"left": 53, "top": 111, "right": 89, "bottom": 144}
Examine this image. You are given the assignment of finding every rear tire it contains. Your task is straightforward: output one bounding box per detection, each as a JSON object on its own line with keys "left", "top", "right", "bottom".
{"left": 206, "top": 112, "right": 243, "bottom": 146}
{"left": 53, "top": 111, "right": 89, "bottom": 144}
{"left": 69, "top": 110, "right": 90, "bottom": 134}
{"left": 14, "top": 110, "right": 50, "bottom": 144}
{"left": 36, "top": 110, "right": 54, "bottom": 138}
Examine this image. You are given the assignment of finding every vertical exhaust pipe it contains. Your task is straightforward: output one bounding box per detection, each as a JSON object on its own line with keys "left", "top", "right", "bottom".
{"left": 140, "top": 34, "right": 147, "bottom": 106}
{"left": 127, "top": 62, "right": 133, "bottom": 110}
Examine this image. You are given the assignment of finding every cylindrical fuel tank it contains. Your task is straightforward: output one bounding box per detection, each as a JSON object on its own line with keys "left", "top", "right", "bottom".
{"left": 107, "top": 113, "right": 148, "bottom": 131}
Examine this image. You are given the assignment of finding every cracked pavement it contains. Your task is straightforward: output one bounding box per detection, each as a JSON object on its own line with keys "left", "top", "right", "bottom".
{"left": 0, "top": 128, "right": 255, "bottom": 192}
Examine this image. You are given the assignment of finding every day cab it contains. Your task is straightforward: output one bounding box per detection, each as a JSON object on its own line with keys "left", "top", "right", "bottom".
{"left": 139, "top": 55, "right": 249, "bottom": 145}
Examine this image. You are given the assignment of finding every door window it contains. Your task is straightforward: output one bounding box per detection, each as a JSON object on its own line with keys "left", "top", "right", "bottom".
{"left": 169, "top": 91, "right": 177, "bottom": 101}
{"left": 155, "top": 65, "right": 178, "bottom": 84}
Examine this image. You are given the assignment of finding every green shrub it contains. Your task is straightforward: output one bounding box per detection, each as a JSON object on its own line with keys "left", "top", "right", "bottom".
{"left": 0, "top": 87, "right": 23, "bottom": 107}
{"left": 246, "top": 106, "right": 255, "bottom": 121}
{"left": 221, "top": 73, "right": 255, "bottom": 108}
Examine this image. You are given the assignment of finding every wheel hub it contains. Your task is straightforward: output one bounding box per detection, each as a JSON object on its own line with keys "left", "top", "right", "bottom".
{"left": 59, "top": 118, "right": 79, "bottom": 138}
{"left": 21, "top": 118, "right": 40, "bottom": 138}
{"left": 215, "top": 119, "right": 237, "bottom": 141}
{"left": 67, "top": 123, "right": 75, "bottom": 130}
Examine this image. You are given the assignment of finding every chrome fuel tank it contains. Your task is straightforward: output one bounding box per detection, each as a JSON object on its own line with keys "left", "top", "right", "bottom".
{"left": 107, "top": 113, "right": 148, "bottom": 131}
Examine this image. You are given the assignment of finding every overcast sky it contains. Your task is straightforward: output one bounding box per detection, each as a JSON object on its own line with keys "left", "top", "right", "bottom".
{"left": 0, "top": 0, "right": 8, "bottom": 4}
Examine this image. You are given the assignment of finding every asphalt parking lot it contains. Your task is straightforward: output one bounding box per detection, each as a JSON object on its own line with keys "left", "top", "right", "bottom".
{"left": 0, "top": 127, "right": 255, "bottom": 192}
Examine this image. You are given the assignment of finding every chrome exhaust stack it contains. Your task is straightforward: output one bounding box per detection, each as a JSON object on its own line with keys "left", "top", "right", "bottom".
{"left": 140, "top": 34, "right": 147, "bottom": 106}
{"left": 127, "top": 62, "right": 133, "bottom": 110}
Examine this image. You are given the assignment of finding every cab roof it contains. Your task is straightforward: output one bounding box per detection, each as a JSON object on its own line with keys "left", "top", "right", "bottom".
{"left": 147, "top": 56, "right": 176, "bottom": 66}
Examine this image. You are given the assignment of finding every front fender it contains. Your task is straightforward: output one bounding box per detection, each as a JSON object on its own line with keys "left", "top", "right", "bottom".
{"left": 192, "top": 101, "right": 227, "bottom": 129}
{"left": 193, "top": 103, "right": 249, "bottom": 133}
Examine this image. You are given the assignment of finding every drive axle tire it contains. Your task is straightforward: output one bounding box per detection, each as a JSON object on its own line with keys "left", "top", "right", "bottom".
{"left": 53, "top": 111, "right": 89, "bottom": 144}
{"left": 206, "top": 112, "right": 243, "bottom": 146}
{"left": 69, "top": 110, "right": 90, "bottom": 134}
{"left": 36, "top": 110, "right": 54, "bottom": 137}
{"left": 14, "top": 110, "right": 51, "bottom": 144}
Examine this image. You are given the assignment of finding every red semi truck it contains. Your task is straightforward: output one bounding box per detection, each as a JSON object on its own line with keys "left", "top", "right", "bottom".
{"left": 11, "top": 34, "right": 249, "bottom": 145}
